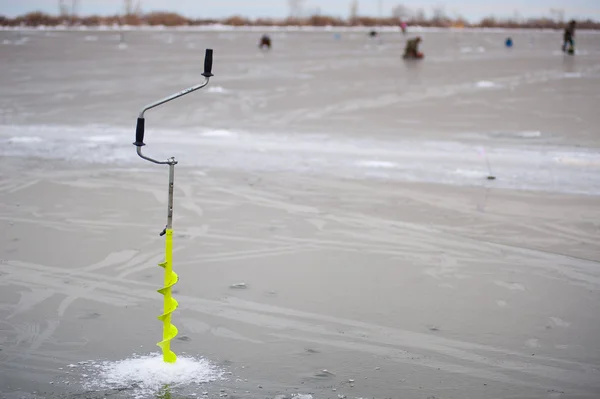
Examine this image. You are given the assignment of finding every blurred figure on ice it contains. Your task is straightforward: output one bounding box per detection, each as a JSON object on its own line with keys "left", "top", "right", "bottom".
{"left": 400, "top": 21, "right": 407, "bottom": 34}
{"left": 562, "top": 20, "right": 576, "bottom": 55}
{"left": 259, "top": 34, "right": 272, "bottom": 50}
{"left": 403, "top": 36, "right": 424, "bottom": 59}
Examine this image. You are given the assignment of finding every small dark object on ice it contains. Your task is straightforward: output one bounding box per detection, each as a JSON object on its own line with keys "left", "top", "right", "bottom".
{"left": 487, "top": 176, "right": 496, "bottom": 180}
{"left": 259, "top": 35, "right": 271, "bottom": 50}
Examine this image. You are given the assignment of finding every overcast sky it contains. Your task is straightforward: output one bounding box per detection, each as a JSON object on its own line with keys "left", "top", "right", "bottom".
{"left": 1, "top": 0, "right": 599, "bottom": 21}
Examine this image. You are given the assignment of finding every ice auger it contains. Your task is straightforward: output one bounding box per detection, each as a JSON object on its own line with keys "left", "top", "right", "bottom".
{"left": 133, "top": 49, "right": 214, "bottom": 363}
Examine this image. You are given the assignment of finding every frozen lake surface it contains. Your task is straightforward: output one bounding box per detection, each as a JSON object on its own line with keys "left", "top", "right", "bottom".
{"left": 1, "top": 28, "right": 600, "bottom": 399}
{"left": 1, "top": 29, "right": 599, "bottom": 195}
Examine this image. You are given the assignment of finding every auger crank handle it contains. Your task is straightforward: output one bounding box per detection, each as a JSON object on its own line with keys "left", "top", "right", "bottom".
{"left": 133, "top": 48, "right": 214, "bottom": 153}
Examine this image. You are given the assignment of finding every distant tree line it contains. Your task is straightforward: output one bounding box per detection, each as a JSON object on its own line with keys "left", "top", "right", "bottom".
{"left": 1, "top": 0, "right": 598, "bottom": 30}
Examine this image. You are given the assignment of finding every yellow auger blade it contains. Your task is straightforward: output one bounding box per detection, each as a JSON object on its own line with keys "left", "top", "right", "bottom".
{"left": 157, "top": 229, "right": 178, "bottom": 363}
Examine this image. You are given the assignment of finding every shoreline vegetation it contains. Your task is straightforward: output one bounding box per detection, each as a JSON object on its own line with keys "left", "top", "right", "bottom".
{"left": 1, "top": 11, "right": 599, "bottom": 30}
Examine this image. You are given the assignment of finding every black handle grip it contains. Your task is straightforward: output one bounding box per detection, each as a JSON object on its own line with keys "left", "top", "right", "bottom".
{"left": 202, "top": 49, "right": 213, "bottom": 77}
{"left": 133, "top": 117, "right": 145, "bottom": 146}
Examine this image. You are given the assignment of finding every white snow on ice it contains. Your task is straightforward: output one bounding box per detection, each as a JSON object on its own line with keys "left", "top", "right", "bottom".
{"left": 476, "top": 80, "right": 502, "bottom": 88}
{"left": 207, "top": 86, "right": 230, "bottom": 94}
{"left": 7, "top": 136, "right": 43, "bottom": 143}
{"left": 79, "top": 353, "right": 224, "bottom": 399}
{"left": 356, "top": 160, "right": 399, "bottom": 169}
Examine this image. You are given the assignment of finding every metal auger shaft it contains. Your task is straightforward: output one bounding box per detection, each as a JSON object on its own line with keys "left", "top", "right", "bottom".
{"left": 156, "top": 162, "right": 178, "bottom": 363}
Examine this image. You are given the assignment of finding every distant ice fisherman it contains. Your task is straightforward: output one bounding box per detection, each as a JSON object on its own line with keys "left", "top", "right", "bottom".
{"left": 400, "top": 21, "right": 407, "bottom": 34}
{"left": 403, "top": 36, "right": 424, "bottom": 59}
{"left": 259, "top": 34, "right": 272, "bottom": 50}
{"left": 563, "top": 20, "right": 576, "bottom": 55}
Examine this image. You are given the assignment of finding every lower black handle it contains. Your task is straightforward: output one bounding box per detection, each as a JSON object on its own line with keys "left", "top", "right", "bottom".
{"left": 133, "top": 117, "right": 145, "bottom": 146}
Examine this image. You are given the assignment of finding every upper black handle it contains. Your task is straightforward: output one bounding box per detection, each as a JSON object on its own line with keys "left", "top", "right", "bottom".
{"left": 202, "top": 49, "right": 213, "bottom": 77}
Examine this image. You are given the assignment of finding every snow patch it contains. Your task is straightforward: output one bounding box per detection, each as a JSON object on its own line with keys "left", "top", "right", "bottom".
{"left": 207, "top": 86, "right": 230, "bottom": 94}
{"left": 7, "top": 136, "right": 43, "bottom": 144}
{"left": 356, "top": 160, "right": 399, "bottom": 169}
{"left": 79, "top": 353, "right": 223, "bottom": 399}
{"left": 476, "top": 81, "right": 502, "bottom": 88}
{"left": 201, "top": 130, "right": 237, "bottom": 138}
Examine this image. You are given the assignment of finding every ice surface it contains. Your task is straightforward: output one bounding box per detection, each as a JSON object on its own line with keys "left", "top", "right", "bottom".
{"left": 1, "top": 124, "right": 599, "bottom": 195}
{"left": 1, "top": 28, "right": 598, "bottom": 201}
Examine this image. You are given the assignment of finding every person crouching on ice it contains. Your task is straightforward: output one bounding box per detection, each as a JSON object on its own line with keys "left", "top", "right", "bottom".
{"left": 403, "top": 36, "right": 424, "bottom": 59}
{"left": 259, "top": 34, "right": 272, "bottom": 50}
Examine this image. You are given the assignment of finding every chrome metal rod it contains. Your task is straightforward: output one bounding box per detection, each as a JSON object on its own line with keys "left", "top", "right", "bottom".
{"left": 134, "top": 76, "right": 210, "bottom": 164}
{"left": 167, "top": 163, "right": 175, "bottom": 229}
{"left": 136, "top": 146, "right": 177, "bottom": 165}
{"left": 139, "top": 78, "right": 210, "bottom": 118}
